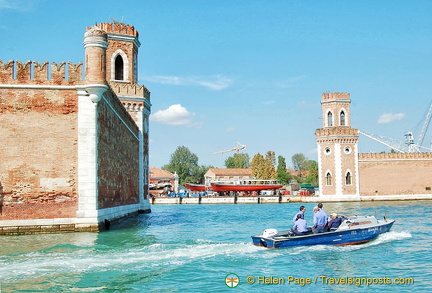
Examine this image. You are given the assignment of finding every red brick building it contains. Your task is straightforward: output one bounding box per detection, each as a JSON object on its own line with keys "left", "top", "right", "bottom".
{"left": 0, "top": 22, "right": 151, "bottom": 234}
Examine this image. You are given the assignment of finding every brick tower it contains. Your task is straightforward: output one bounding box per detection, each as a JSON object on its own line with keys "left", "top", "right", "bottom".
{"left": 315, "top": 92, "right": 360, "bottom": 198}
{"left": 89, "top": 22, "right": 151, "bottom": 205}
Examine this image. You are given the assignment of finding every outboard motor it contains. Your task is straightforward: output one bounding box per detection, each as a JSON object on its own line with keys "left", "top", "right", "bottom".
{"left": 262, "top": 228, "right": 278, "bottom": 238}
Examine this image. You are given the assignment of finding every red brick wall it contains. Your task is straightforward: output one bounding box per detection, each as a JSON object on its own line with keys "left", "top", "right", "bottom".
{"left": 0, "top": 87, "right": 78, "bottom": 220}
{"left": 359, "top": 153, "right": 432, "bottom": 196}
{"left": 97, "top": 91, "right": 140, "bottom": 208}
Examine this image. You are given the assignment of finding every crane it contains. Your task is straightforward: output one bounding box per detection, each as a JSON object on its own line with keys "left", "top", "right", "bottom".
{"left": 416, "top": 101, "right": 432, "bottom": 148}
{"left": 359, "top": 130, "right": 409, "bottom": 153}
{"left": 359, "top": 100, "right": 432, "bottom": 153}
{"left": 212, "top": 142, "right": 246, "bottom": 154}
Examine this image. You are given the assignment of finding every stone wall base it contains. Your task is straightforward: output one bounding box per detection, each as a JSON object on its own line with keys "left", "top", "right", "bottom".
{"left": 0, "top": 223, "right": 100, "bottom": 235}
{"left": 0, "top": 208, "right": 152, "bottom": 235}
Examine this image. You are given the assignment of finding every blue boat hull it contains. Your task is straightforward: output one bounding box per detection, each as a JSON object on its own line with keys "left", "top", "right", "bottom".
{"left": 252, "top": 220, "right": 394, "bottom": 249}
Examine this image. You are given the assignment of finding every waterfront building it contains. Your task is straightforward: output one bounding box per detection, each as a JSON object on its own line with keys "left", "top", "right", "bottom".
{"left": 149, "top": 168, "right": 179, "bottom": 196}
{"left": 204, "top": 168, "right": 253, "bottom": 186}
{"left": 0, "top": 22, "right": 151, "bottom": 235}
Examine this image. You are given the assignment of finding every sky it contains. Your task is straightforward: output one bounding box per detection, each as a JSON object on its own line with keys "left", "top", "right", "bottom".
{"left": 1, "top": 0, "right": 432, "bottom": 168}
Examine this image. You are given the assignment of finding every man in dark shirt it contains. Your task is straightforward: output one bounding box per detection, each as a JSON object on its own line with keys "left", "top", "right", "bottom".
{"left": 328, "top": 212, "right": 343, "bottom": 230}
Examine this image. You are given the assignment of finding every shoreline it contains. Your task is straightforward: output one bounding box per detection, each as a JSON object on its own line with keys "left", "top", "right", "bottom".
{"left": 151, "top": 194, "right": 432, "bottom": 205}
{"left": 2, "top": 194, "right": 431, "bottom": 235}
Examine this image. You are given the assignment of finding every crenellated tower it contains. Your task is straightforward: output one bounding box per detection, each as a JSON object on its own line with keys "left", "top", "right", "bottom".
{"left": 315, "top": 92, "right": 360, "bottom": 198}
{"left": 88, "top": 22, "right": 151, "bottom": 120}
{"left": 86, "top": 22, "right": 152, "bottom": 202}
{"left": 95, "top": 22, "right": 139, "bottom": 84}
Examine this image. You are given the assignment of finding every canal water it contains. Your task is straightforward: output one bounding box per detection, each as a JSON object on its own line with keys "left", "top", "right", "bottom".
{"left": 1, "top": 200, "right": 431, "bottom": 292}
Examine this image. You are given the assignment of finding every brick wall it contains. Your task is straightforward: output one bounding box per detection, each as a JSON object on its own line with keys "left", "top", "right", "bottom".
{"left": 0, "top": 87, "right": 78, "bottom": 220}
{"left": 359, "top": 153, "right": 432, "bottom": 196}
{"left": 97, "top": 90, "right": 140, "bottom": 209}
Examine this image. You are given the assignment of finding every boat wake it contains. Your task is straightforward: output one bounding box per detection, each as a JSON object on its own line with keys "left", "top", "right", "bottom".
{"left": 0, "top": 239, "right": 260, "bottom": 282}
{"left": 373, "top": 230, "right": 412, "bottom": 244}
{"left": 0, "top": 232, "right": 411, "bottom": 283}
{"left": 286, "top": 230, "right": 412, "bottom": 254}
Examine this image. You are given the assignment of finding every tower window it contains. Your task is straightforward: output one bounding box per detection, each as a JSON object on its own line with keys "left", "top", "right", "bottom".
{"left": 326, "top": 172, "right": 332, "bottom": 186}
{"left": 344, "top": 146, "right": 352, "bottom": 155}
{"left": 340, "top": 111, "right": 346, "bottom": 126}
{"left": 346, "top": 172, "right": 352, "bottom": 185}
{"left": 115, "top": 55, "right": 124, "bottom": 80}
{"left": 327, "top": 112, "right": 333, "bottom": 127}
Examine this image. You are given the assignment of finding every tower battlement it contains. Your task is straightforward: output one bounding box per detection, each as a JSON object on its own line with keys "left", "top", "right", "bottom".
{"left": 359, "top": 152, "right": 432, "bottom": 161}
{"left": 0, "top": 60, "right": 83, "bottom": 85}
{"left": 90, "top": 22, "right": 138, "bottom": 38}
{"left": 322, "top": 92, "right": 350, "bottom": 101}
{"left": 109, "top": 81, "right": 150, "bottom": 100}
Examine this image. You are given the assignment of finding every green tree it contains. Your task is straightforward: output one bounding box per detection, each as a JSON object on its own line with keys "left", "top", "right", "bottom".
{"left": 162, "top": 146, "right": 210, "bottom": 185}
{"left": 304, "top": 160, "right": 318, "bottom": 186}
{"left": 195, "top": 164, "right": 213, "bottom": 184}
{"left": 292, "top": 153, "right": 308, "bottom": 172}
{"left": 265, "top": 151, "right": 276, "bottom": 167}
{"left": 276, "top": 155, "right": 291, "bottom": 184}
{"left": 225, "top": 153, "right": 250, "bottom": 168}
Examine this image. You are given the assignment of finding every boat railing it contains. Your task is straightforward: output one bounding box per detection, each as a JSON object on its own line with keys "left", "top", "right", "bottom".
{"left": 210, "top": 179, "right": 281, "bottom": 185}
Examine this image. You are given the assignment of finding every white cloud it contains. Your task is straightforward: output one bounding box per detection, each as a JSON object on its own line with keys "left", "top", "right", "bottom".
{"left": 378, "top": 113, "right": 405, "bottom": 124}
{"left": 143, "top": 74, "right": 232, "bottom": 91}
{"left": 226, "top": 127, "right": 235, "bottom": 132}
{"left": 0, "top": 0, "right": 40, "bottom": 11}
{"left": 150, "top": 104, "right": 195, "bottom": 126}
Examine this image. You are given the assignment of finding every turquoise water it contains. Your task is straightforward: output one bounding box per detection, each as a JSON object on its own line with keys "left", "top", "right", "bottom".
{"left": 0, "top": 201, "right": 431, "bottom": 292}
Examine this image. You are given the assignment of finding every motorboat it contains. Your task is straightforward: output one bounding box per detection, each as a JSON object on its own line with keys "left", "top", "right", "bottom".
{"left": 251, "top": 215, "right": 395, "bottom": 249}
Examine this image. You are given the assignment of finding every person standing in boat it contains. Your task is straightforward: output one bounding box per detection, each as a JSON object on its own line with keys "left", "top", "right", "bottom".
{"left": 328, "top": 212, "right": 343, "bottom": 231}
{"left": 318, "top": 202, "right": 329, "bottom": 227}
{"left": 292, "top": 213, "right": 308, "bottom": 235}
{"left": 318, "top": 203, "right": 327, "bottom": 215}
{"left": 292, "top": 206, "right": 306, "bottom": 223}
{"left": 313, "top": 206, "right": 328, "bottom": 233}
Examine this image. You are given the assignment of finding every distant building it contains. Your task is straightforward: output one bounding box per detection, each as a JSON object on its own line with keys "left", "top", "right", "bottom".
{"left": 0, "top": 22, "right": 151, "bottom": 234}
{"left": 204, "top": 168, "right": 253, "bottom": 186}
{"left": 149, "top": 167, "right": 178, "bottom": 196}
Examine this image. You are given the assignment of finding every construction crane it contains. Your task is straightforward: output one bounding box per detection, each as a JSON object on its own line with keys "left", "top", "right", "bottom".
{"left": 212, "top": 142, "right": 246, "bottom": 155}
{"left": 359, "top": 130, "right": 409, "bottom": 153}
{"left": 359, "top": 100, "right": 432, "bottom": 153}
{"left": 416, "top": 101, "right": 432, "bottom": 149}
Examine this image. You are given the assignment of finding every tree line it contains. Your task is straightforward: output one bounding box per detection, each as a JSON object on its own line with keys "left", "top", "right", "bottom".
{"left": 161, "top": 146, "right": 318, "bottom": 187}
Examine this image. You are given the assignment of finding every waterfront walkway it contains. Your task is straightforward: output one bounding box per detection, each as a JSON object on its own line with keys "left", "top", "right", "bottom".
{"left": 151, "top": 194, "right": 432, "bottom": 204}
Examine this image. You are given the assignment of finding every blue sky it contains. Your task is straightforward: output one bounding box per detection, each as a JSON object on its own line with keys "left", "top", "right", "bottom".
{"left": 1, "top": 0, "right": 432, "bottom": 168}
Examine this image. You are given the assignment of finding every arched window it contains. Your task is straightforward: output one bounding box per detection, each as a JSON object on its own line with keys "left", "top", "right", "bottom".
{"left": 326, "top": 172, "right": 332, "bottom": 186}
{"left": 327, "top": 111, "right": 333, "bottom": 127}
{"left": 115, "top": 55, "right": 124, "bottom": 80}
{"left": 345, "top": 172, "right": 352, "bottom": 185}
{"left": 340, "top": 111, "right": 346, "bottom": 126}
